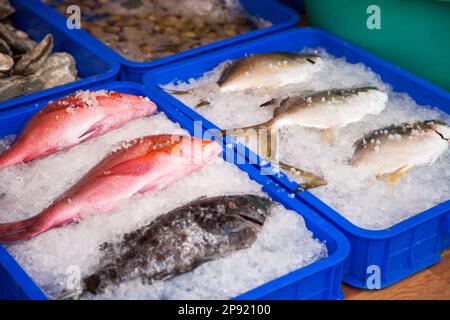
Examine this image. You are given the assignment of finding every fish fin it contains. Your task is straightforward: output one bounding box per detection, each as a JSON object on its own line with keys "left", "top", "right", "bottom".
{"left": 320, "top": 129, "right": 336, "bottom": 145}
{"left": 108, "top": 156, "right": 154, "bottom": 176}
{"left": 273, "top": 160, "right": 327, "bottom": 191}
{"left": 0, "top": 217, "right": 43, "bottom": 243}
{"left": 258, "top": 128, "right": 278, "bottom": 159}
{"left": 385, "top": 165, "right": 412, "bottom": 183}
{"left": 259, "top": 98, "right": 277, "bottom": 107}
{"left": 163, "top": 87, "right": 192, "bottom": 95}
{"left": 138, "top": 182, "right": 159, "bottom": 194}
{"left": 79, "top": 117, "right": 113, "bottom": 140}
{"left": 195, "top": 99, "right": 210, "bottom": 108}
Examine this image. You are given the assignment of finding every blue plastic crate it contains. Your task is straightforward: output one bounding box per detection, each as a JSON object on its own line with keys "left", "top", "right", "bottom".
{"left": 277, "top": 0, "right": 305, "bottom": 13}
{"left": 0, "top": 81, "right": 349, "bottom": 300}
{"left": 38, "top": 0, "right": 299, "bottom": 82}
{"left": 0, "top": 0, "right": 120, "bottom": 112}
{"left": 142, "top": 27, "right": 450, "bottom": 290}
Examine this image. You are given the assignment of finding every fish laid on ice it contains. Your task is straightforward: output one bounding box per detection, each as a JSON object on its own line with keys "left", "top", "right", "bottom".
{"left": 217, "top": 52, "right": 322, "bottom": 92}
{"left": 164, "top": 52, "right": 322, "bottom": 97}
{"left": 220, "top": 87, "right": 387, "bottom": 189}
{"left": 351, "top": 120, "right": 450, "bottom": 182}
{"left": 80, "top": 194, "right": 272, "bottom": 296}
{"left": 0, "top": 90, "right": 157, "bottom": 169}
{"left": 231, "top": 87, "right": 387, "bottom": 135}
{"left": 0, "top": 135, "right": 222, "bottom": 242}
{"left": 261, "top": 87, "right": 387, "bottom": 130}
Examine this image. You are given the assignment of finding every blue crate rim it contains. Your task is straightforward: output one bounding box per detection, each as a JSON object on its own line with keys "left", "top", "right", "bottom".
{"left": 0, "top": 81, "right": 349, "bottom": 300}
{"left": 0, "top": 0, "right": 120, "bottom": 112}
{"left": 142, "top": 26, "right": 450, "bottom": 241}
{"left": 36, "top": 0, "right": 300, "bottom": 70}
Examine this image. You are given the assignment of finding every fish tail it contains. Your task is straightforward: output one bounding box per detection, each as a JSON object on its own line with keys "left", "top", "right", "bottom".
{"left": 220, "top": 122, "right": 271, "bottom": 138}
{"left": 0, "top": 145, "right": 24, "bottom": 169}
{"left": 274, "top": 160, "right": 327, "bottom": 191}
{"left": 0, "top": 216, "right": 45, "bottom": 243}
{"left": 0, "top": 202, "right": 76, "bottom": 243}
{"left": 162, "top": 88, "right": 193, "bottom": 95}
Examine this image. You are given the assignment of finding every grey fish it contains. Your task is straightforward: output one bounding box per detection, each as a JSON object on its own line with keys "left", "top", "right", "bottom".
{"left": 351, "top": 120, "right": 450, "bottom": 182}
{"left": 163, "top": 52, "right": 322, "bottom": 99}
{"left": 0, "top": 22, "right": 35, "bottom": 53}
{"left": 217, "top": 52, "right": 322, "bottom": 92}
{"left": 237, "top": 87, "right": 387, "bottom": 132}
{"left": 0, "top": 0, "right": 14, "bottom": 20}
{"left": 13, "top": 34, "right": 53, "bottom": 76}
{"left": 220, "top": 87, "right": 386, "bottom": 190}
{"left": 82, "top": 194, "right": 272, "bottom": 296}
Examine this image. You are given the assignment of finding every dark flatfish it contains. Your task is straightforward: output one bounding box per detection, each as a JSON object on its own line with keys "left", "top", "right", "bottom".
{"left": 83, "top": 194, "right": 272, "bottom": 295}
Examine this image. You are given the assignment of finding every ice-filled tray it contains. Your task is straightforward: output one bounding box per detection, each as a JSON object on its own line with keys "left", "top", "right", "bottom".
{"left": 143, "top": 27, "right": 450, "bottom": 289}
{"left": 0, "top": 82, "right": 348, "bottom": 300}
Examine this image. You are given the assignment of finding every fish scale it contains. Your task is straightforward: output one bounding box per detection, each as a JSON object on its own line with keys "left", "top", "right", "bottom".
{"left": 81, "top": 194, "right": 272, "bottom": 296}
{"left": 351, "top": 120, "right": 450, "bottom": 181}
{"left": 0, "top": 134, "right": 222, "bottom": 242}
{"left": 0, "top": 90, "right": 157, "bottom": 169}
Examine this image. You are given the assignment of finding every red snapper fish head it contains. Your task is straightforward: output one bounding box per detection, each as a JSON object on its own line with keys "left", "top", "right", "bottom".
{"left": 165, "top": 135, "right": 223, "bottom": 166}
{"left": 97, "top": 92, "right": 158, "bottom": 118}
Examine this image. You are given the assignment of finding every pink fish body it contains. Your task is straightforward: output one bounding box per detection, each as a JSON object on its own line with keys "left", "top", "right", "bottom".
{"left": 0, "top": 90, "right": 157, "bottom": 169}
{"left": 0, "top": 134, "right": 222, "bottom": 242}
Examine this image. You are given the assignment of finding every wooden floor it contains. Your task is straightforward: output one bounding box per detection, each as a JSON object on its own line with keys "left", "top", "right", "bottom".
{"left": 343, "top": 251, "right": 450, "bottom": 300}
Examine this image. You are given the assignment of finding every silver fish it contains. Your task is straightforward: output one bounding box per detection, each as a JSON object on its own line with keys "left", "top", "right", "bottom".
{"left": 264, "top": 87, "right": 387, "bottom": 130}
{"left": 217, "top": 52, "right": 322, "bottom": 92}
{"left": 13, "top": 34, "right": 53, "bottom": 76}
{"left": 79, "top": 195, "right": 272, "bottom": 296}
{"left": 221, "top": 87, "right": 387, "bottom": 189}
{"left": 351, "top": 120, "right": 450, "bottom": 182}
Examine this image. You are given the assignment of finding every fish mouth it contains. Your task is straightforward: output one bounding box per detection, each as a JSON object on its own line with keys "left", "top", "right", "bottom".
{"left": 237, "top": 195, "right": 272, "bottom": 226}
{"left": 428, "top": 121, "right": 450, "bottom": 141}
{"left": 238, "top": 213, "right": 265, "bottom": 226}
{"left": 434, "top": 130, "right": 449, "bottom": 142}
{"left": 297, "top": 54, "right": 320, "bottom": 64}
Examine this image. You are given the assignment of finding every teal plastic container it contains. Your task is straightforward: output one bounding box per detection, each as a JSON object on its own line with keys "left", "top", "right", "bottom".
{"left": 304, "top": 0, "right": 450, "bottom": 91}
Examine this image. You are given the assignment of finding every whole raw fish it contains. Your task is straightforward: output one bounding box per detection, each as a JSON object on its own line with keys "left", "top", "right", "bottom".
{"left": 81, "top": 195, "right": 272, "bottom": 296}
{"left": 351, "top": 120, "right": 450, "bottom": 182}
{"left": 230, "top": 87, "right": 387, "bottom": 134}
{"left": 217, "top": 52, "right": 322, "bottom": 92}
{"left": 219, "top": 87, "right": 386, "bottom": 190}
{"left": 264, "top": 87, "right": 387, "bottom": 130}
{"left": 164, "top": 52, "right": 322, "bottom": 98}
{"left": 0, "top": 135, "right": 222, "bottom": 242}
{"left": 0, "top": 90, "right": 157, "bottom": 169}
